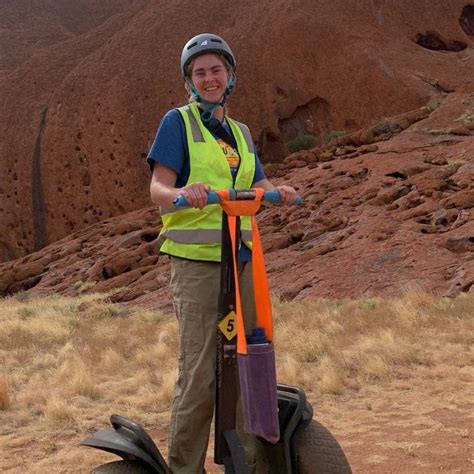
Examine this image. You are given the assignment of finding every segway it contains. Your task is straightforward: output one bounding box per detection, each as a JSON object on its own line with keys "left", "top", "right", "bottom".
{"left": 81, "top": 189, "right": 351, "bottom": 473}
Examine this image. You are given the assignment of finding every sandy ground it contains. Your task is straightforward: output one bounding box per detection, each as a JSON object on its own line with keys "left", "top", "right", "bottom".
{"left": 305, "top": 381, "right": 473, "bottom": 474}
{"left": 3, "top": 376, "right": 471, "bottom": 473}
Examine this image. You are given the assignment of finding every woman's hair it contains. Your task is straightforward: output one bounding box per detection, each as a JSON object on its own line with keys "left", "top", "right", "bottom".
{"left": 184, "top": 53, "right": 233, "bottom": 104}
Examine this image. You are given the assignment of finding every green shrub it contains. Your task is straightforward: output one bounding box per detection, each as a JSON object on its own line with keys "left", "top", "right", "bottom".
{"left": 322, "top": 130, "right": 345, "bottom": 145}
{"left": 287, "top": 134, "right": 316, "bottom": 153}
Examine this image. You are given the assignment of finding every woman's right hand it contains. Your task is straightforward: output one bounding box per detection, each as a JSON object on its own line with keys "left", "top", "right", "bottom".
{"left": 178, "top": 182, "right": 211, "bottom": 209}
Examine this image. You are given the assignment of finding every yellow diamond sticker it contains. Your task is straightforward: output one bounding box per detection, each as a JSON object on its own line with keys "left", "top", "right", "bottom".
{"left": 219, "top": 311, "right": 237, "bottom": 341}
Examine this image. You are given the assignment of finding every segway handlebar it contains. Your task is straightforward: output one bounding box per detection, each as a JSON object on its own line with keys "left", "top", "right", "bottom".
{"left": 173, "top": 189, "right": 302, "bottom": 207}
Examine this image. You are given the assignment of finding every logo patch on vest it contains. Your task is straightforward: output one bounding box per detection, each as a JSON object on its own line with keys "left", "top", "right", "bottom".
{"left": 216, "top": 138, "right": 240, "bottom": 169}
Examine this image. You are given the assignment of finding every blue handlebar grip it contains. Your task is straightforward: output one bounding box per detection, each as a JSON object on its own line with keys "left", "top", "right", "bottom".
{"left": 173, "top": 192, "right": 221, "bottom": 207}
{"left": 173, "top": 195, "right": 189, "bottom": 207}
{"left": 262, "top": 191, "right": 303, "bottom": 205}
{"left": 206, "top": 192, "right": 221, "bottom": 204}
{"left": 262, "top": 191, "right": 281, "bottom": 204}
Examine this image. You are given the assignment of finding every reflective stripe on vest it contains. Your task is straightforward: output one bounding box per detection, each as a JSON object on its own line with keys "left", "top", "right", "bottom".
{"left": 161, "top": 228, "right": 252, "bottom": 244}
{"left": 158, "top": 103, "right": 256, "bottom": 261}
{"left": 184, "top": 106, "right": 205, "bottom": 143}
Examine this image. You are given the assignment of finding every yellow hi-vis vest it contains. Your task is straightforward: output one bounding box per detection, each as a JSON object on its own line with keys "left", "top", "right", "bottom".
{"left": 158, "top": 103, "right": 256, "bottom": 262}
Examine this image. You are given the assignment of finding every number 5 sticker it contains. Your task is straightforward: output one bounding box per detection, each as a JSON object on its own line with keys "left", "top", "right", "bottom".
{"left": 219, "top": 311, "right": 237, "bottom": 341}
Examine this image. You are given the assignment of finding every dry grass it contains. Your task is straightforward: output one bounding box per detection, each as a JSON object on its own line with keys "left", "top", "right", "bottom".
{"left": 0, "top": 373, "right": 10, "bottom": 409}
{"left": 273, "top": 289, "right": 474, "bottom": 394}
{"left": 0, "top": 293, "right": 178, "bottom": 472}
{"left": 0, "top": 289, "right": 473, "bottom": 472}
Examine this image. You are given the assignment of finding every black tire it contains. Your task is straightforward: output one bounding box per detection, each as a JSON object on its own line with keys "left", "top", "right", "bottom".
{"left": 91, "top": 460, "right": 155, "bottom": 474}
{"left": 296, "top": 420, "right": 352, "bottom": 473}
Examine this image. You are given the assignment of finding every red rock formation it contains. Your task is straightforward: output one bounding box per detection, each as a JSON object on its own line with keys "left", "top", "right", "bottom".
{"left": 1, "top": 94, "right": 472, "bottom": 303}
{"left": 1, "top": 1, "right": 473, "bottom": 263}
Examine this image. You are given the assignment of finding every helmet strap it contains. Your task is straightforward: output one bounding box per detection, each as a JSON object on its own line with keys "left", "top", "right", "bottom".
{"left": 225, "top": 77, "right": 235, "bottom": 95}
{"left": 201, "top": 102, "right": 221, "bottom": 122}
{"left": 201, "top": 94, "right": 227, "bottom": 122}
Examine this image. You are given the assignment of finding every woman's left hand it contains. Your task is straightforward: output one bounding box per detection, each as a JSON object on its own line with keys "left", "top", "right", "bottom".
{"left": 276, "top": 185, "right": 298, "bottom": 206}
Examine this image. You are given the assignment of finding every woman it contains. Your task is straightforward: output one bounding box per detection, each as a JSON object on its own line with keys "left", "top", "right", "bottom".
{"left": 148, "top": 33, "right": 296, "bottom": 473}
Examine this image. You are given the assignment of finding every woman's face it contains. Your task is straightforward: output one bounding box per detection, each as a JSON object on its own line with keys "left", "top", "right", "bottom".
{"left": 190, "top": 53, "right": 230, "bottom": 103}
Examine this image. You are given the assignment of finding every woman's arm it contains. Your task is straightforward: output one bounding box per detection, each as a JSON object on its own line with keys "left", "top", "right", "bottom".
{"left": 150, "top": 163, "right": 210, "bottom": 209}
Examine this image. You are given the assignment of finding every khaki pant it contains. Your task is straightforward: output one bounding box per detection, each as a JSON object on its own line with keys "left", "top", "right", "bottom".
{"left": 168, "top": 257, "right": 256, "bottom": 474}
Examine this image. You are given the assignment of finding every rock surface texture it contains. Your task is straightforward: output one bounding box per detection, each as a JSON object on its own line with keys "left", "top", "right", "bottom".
{"left": 1, "top": 0, "right": 474, "bottom": 263}
{"left": 1, "top": 93, "right": 473, "bottom": 305}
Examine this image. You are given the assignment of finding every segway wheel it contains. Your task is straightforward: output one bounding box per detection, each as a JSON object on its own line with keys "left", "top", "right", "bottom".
{"left": 296, "top": 420, "right": 352, "bottom": 473}
{"left": 91, "top": 460, "right": 155, "bottom": 473}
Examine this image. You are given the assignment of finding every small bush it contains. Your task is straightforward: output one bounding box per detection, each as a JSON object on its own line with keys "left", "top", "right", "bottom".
{"left": 322, "top": 130, "right": 345, "bottom": 145}
{"left": 17, "top": 307, "right": 36, "bottom": 319}
{"left": 44, "top": 399, "right": 77, "bottom": 423}
{"left": 457, "top": 112, "right": 474, "bottom": 124}
{"left": 72, "top": 280, "right": 96, "bottom": 293}
{"left": 287, "top": 134, "right": 316, "bottom": 153}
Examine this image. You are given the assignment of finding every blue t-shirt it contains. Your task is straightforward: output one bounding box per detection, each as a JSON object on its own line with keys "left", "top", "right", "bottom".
{"left": 147, "top": 108, "right": 265, "bottom": 261}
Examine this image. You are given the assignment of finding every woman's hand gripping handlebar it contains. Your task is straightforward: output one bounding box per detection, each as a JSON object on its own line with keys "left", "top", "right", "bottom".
{"left": 173, "top": 189, "right": 303, "bottom": 208}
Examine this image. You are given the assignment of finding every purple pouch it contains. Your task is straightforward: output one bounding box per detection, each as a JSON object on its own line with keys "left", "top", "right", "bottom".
{"left": 237, "top": 338, "right": 280, "bottom": 444}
